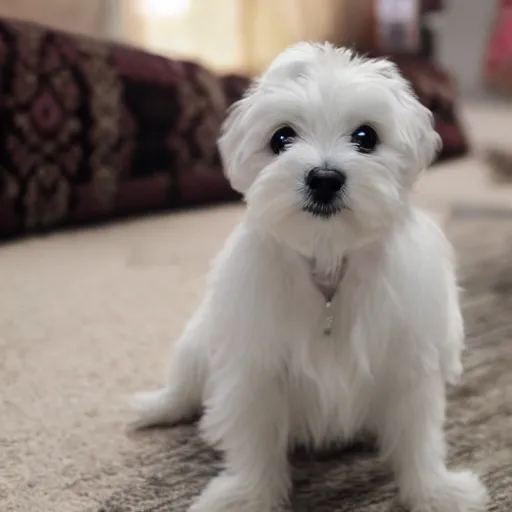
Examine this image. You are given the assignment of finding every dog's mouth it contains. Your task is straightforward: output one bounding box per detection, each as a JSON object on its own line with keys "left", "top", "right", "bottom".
{"left": 302, "top": 201, "right": 343, "bottom": 219}
{"left": 301, "top": 188, "right": 347, "bottom": 219}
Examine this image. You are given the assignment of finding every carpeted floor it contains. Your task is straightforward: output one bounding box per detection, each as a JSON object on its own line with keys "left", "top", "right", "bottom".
{"left": 1, "top": 204, "right": 512, "bottom": 512}
{"left": 1, "top": 102, "right": 512, "bottom": 512}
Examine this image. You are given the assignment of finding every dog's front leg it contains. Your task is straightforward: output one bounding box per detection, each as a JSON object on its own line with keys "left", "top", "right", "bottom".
{"left": 377, "top": 375, "right": 487, "bottom": 512}
{"left": 189, "top": 368, "right": 290, "bottom": 512}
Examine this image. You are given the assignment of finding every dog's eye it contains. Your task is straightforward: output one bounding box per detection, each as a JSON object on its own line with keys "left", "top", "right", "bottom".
{"left": 350, "top": 125, "right": 379, "bottom": 154}
{"left": 270, "top": 126, "right": 297, "bottom": 154}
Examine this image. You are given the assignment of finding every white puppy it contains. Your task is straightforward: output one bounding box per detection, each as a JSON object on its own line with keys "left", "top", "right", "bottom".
{"left": 131, "top": 43, "right": 488, "bottom": 512}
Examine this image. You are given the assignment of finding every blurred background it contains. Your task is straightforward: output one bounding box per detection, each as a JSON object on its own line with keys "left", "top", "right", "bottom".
{"left": 0, "top": 0, "right": 508, "bottom": 92}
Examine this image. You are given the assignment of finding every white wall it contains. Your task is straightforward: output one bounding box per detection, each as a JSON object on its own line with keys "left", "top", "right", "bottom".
{"left": 434, "top": 0, "right": 498, "bottom": 94}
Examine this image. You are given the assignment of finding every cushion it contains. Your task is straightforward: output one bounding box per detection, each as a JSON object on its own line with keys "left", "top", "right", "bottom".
{"left": 0, "top": 18, "right": 244, "bottom": 238}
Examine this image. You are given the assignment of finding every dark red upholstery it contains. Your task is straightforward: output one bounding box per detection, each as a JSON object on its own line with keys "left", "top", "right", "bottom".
{"left": 0, "top": 19, "right": 246, "bottom": 238}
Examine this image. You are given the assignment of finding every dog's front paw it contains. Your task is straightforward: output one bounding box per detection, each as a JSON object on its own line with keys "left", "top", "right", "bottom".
{"left": 407, "top": 470, "right": 488, "bottom": 512}
{"left": 189, "top": 474, "right": 283, "bottom": 512}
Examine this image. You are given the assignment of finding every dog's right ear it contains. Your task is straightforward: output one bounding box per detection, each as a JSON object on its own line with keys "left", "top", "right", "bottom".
{"left": 218, "top": 85, "right": 257, "bottom": 194}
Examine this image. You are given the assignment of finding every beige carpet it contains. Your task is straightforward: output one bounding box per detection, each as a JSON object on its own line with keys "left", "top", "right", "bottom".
{"left": 1, "top": 102, "right": 512, "bottom": 512}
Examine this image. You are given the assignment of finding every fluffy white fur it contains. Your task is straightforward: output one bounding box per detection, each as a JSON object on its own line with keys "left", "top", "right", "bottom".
{"left": 130, "top": 43, "right": 488, "bottom": 512}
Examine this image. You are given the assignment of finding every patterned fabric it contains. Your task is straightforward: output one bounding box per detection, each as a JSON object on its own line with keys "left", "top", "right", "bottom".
{"left": 0, "top": 19, "right": 245, "bottom": 238}
{"left": 97, "top": 216, "right": 512, "bottom": 512}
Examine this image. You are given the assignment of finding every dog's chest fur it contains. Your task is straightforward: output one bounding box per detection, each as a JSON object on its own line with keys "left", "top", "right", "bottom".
{"left": 287, "top": 339, "right": 374, "bottom": 449}
{"left": 283, "top": 254, "right": 381, "bottom": 449}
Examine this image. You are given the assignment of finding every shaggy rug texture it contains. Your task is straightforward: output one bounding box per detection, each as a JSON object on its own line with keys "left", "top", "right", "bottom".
{"left": 1, "top": 202, "right": 510, "bottom": 512}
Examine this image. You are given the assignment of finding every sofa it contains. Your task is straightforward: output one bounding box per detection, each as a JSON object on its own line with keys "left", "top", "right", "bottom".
{"left": 0, "top": 16, "right": 468, "bottom": 239}
{"left": 0, "top": 18, "right": 246, "bottom": 238}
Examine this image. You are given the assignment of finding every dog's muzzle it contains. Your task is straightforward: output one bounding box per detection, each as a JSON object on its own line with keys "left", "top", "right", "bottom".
{"left": 303, "top": 167, "right": 346, "bottom": 218}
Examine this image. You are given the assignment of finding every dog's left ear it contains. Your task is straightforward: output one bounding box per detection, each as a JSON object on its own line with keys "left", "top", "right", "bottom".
{"left": 218, "top": 86, "right": 256, "bottom": 194}
{"left": 375, "top": 59, "right": 442, "bottom": 174}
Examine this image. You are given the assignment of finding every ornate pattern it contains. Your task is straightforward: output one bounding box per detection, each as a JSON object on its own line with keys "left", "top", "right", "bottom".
{"left": 0, "top": 19, "right": 245, "bottom": 237}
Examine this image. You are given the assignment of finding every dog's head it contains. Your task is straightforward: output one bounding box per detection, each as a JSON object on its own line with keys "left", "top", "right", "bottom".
{"left": 219, "top": 43, "right": 441, "bottom": 256}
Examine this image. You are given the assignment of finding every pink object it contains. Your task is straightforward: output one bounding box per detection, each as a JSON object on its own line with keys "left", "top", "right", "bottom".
{"left": 486, "top": 0, "right": 512, "bottom": 91}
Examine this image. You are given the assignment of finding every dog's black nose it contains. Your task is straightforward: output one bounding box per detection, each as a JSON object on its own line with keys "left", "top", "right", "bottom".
{"left": 306, "top": 168, "right": 345, "bottom": 203}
